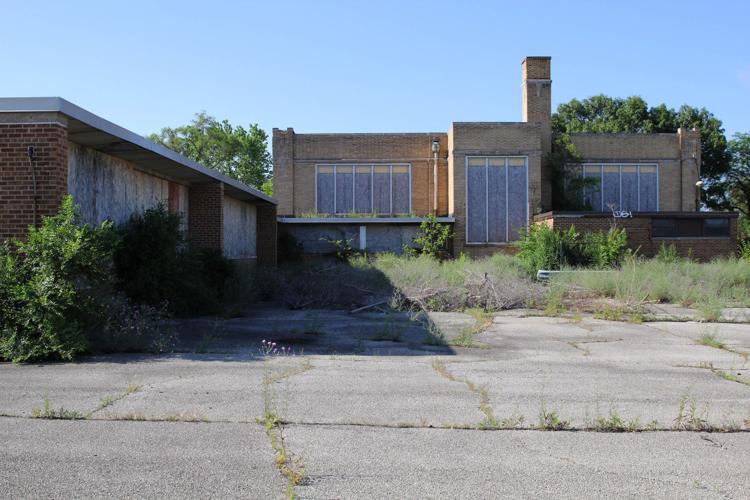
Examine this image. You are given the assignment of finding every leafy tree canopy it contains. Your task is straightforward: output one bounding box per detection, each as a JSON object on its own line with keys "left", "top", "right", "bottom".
{"left": 724, "top": 133, "right": 750, "bottom": 217}
{"left": 148, "top": 112, "right": 273, "bottom": 194}
{"left": 552, "top": 95, "right": 730, "bottom": 208}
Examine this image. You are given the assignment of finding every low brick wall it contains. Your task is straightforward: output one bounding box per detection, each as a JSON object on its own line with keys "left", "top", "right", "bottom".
{"left": 534, "top": 212, "right": 739, "bottom": 261}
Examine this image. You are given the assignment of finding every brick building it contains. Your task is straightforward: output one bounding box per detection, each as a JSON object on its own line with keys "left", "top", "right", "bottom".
{"left": 0, "top": 98, "right": 277, "bottom": 266}
{"left": 274, "top": 56, "right": 737, "bottom": 260}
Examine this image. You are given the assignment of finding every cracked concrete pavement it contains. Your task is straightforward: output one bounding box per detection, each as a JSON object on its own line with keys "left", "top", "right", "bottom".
{"left": 1, "top": 309, "right": 749, "bottom": 498}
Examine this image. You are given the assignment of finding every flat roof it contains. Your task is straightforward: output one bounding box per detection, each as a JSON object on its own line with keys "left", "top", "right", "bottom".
{"left": 0, "top": 97, "right": 276, "bottom": 205}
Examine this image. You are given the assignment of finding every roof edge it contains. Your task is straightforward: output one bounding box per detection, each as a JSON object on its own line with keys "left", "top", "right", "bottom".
{"left": 0, "top": 97, "right": 277, "bottom": 205}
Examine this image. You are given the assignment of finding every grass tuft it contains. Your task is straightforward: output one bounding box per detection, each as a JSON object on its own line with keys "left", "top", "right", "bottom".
{"left": 31, "top": 399, "right": 84, "bottom": 420}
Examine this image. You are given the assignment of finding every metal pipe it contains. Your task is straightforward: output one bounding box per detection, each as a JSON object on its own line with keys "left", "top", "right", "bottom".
{"left": 27, "top": 146, "right": 37, "bottom": 227}
{"left": 431, "top": 139, "right": 440, "bottom": 215}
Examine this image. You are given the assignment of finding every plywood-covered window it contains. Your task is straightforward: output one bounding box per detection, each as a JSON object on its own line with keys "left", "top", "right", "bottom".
{"left": 580, "top": 163, "right": 659, "bottom": 211}
{"left": 466, "top": 156, "right": 528, "bottom": 244}
{"left": 315, "top": 164, "right": 411, "bottom": 215}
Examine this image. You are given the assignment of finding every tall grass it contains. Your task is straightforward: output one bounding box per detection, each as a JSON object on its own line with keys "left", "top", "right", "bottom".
{"left": 553, "top": 256, "right": 750, "bottom": 309}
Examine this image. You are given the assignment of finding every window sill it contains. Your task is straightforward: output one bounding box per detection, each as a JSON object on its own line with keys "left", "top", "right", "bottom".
{"left": 651, "top": 236, "right": 731, "bottom": 240}
{"left": 278, "top": 216, "right": 455, "bottom": 224}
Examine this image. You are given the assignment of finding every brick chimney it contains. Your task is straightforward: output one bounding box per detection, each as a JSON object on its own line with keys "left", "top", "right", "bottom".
{"left": 522, "top": 56, "right": 552, "bottom": 209}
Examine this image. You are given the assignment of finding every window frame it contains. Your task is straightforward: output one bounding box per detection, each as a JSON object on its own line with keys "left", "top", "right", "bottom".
{"left": 652, "top": 217, "right": 731, "bottom": 239}
{"left": 580, "top": 163, "right": 660, "bottom": 212}
{"left": 465, "top": 155, "right": 529, "bottom": 244}
{"left": 314, "top": 163, "right": 412, "bottom": 216}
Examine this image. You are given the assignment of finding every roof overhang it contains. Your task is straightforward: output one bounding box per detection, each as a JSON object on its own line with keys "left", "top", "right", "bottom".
{"left": 0, "top": 97, "right": 276, "bottom": 205}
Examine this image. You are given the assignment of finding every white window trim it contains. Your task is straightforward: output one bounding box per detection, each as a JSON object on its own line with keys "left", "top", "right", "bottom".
{"left": 464, "top": 156, "right": 529, "bottom": 244}
{"left": 314, "top": 163, "right": 412, "bottom": 215}
{"left": 580, "top": 163, "right": 660, "bottom": 211}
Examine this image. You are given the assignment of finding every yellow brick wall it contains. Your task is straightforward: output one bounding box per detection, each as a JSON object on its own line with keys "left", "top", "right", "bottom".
{"left": 570, "top": 132, "right": 699, "bottom": 212}
{"left": 448, "top": 122, "right": 543, "bottom": 254}
{"left": 273, "top": 130, "right": 449, "bottom": 216}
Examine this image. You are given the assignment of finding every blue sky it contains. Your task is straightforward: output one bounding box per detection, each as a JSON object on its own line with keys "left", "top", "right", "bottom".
{"left": 3, "top": 0, "right": 748, "bottom": 139}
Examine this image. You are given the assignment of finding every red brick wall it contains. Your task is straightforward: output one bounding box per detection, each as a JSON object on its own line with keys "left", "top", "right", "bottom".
{"left": 536, "top": 213, "right": 738, "bottom": 261}
{"left": 0, "top": 123, "right": 68, "bottom": 241}
{"left": 188, "top": 182, "right": 224, "bottom": 251}
{"left": 256, "top": 203, "right": 277, "bottom": 267}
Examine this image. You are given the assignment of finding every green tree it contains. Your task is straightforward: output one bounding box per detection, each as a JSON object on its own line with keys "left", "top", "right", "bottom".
{"left": 724, "top": 133, "right": 750, "bottom": 217}
{"left": 148, "top": 112, "right": 273, "bottom": 193}
{"left": 552, "top": 95, "right": 730, "bottom": 209}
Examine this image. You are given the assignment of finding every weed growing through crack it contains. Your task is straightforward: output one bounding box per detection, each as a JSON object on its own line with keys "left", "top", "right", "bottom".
{"left": 31, "top": 399, "right": 84, "bottom": 420}
{"left": 431, "top": 359, "right": 510, "bottom": 429}
{"left": 258, "top": 340, "right": 310, "bottom": 499}
{"left": 450, "top": 308, "right": 494, "bottom": 348}
{"left": 95, "top": 383, "right": 140, "bottom": 413}
{"left": 593, "top": 305, "right": 644, "bottom": 323}
{"left": 537, "top": 402, "right": 570, "bottom": 430}
{"left": 673, "top": 394, "right": 713, "bottom": 431}
{"left": 698, "top": 334, "right": 725, "bottom": 350}
{"left": 262, "top": 411, "right": 306, "bottom": 499}
{"left": 591, "top": 409, "right": 641, "bottom": 432}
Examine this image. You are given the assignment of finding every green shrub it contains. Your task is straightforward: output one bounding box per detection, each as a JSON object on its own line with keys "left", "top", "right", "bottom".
{"left": 320, "top": 236, "right": 355, "bottom": 262}
{"left": 409, "top": 215, "right": 453, "bottom": 258}
{"left": 584, "top": 227, "right": 628, "bottom": 268}
{"left": 516, "top": 224, "right": 628, "bottom": 275}
{"left": 113, "top": 204, "right": 234, "bottom": 315}
{"left": 0, "top": 197, "right": 118, "bottom": 362}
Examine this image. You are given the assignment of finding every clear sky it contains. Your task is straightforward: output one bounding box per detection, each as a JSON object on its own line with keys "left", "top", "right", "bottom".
{"left": 3, "top": 0, "right": 748, "bottom": 140}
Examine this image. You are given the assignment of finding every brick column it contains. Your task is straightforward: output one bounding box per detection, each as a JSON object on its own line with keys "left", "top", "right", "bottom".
{"left": 0, "top": 122, "right": 69, "bottom": 242}
{"left": 256, "top": 203, "right": 277, "bottom": 267}
{"left": 188, "top": 182, "right": 224, "bottom": 252}
{"left": 678, "top": 127, "right": 701, "bottom": 211}
{"left": 272, "top": 128, "right": 295, "bottom": 216}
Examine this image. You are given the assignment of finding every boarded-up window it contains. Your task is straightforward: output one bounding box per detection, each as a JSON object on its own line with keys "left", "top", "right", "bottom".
{"left": 316, "top": 164, "right": 410, "bottom": 215}
{"left": 466, "top": 158, "right": 487, "bottom": 243}
{"left": 602, "top": 165, "right": 620, "bottom": 211}
{"left": 578, "top": 163, "right": 659, "bottom": 212}
{"left": 392, "top": 165, "right": 410, "bottom": 214}
{"left": 639, "top": 165, "right": 658, "bottom": 211}
{"left": 373, "top": 166, "right": 391, "bottom": 214}
{"left": 620, "top": 165, "right": 638, "bottom": 211}
{"left": 355, "top": 166, "right": 373, "bottom": 213}
{"left": 316, "top": 166, "right": 335, "bottom": 214}
{"left": 335, "top": 165, "right": 353, "bottom": 214}
{"left": 466, "top": 157, "right": 527, "bottom": 243}
{"left": 583, "top": 165, "right": 602, "bottom": 211}
{"left": 507, "top": 158, "right": 528, "bottom": 241}
{"left": 487, "top": 158, "right": 506, "bottom": 243}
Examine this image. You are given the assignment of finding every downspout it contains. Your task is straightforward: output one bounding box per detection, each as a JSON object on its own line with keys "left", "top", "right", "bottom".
{"left": 27, "top": 146, "right": 37, "bottom": 227}
{"left": 431, "top": 138, "right": 440, "bottom": 215}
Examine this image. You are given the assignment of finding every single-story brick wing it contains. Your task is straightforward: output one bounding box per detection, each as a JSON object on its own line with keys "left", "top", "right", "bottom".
{"left": 0, "top": 97, "right": 277, "bottom": 266}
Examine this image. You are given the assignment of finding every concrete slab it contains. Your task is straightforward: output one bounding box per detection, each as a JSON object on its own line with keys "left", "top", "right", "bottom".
{"left": 277, "top": 356, "right": 485, "bottom": 427}
{"left": 0, "top": 418, "right": 285, "bottom": 499}
{"left": 98, "top": 359, "right": 268, "bottom": 422}
{"left": 286, "top": 425, "right": 750, "bottom": 499}
{"left": 0, "top": 356, "right": 161, "bottom": 417}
